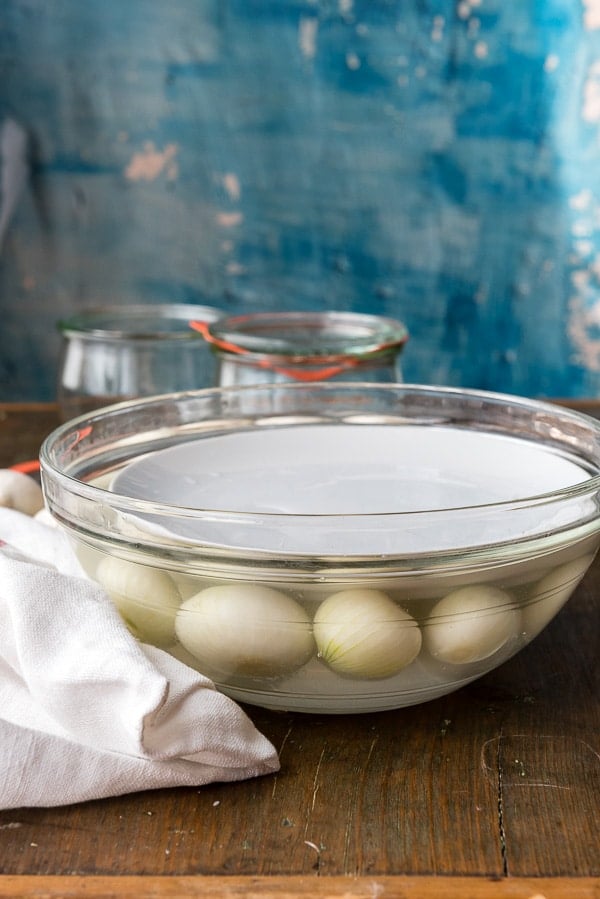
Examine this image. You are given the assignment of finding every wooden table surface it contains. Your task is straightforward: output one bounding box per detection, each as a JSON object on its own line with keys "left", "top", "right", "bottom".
{"left": 0, "top": 402, "right": 599, "bottom": 899}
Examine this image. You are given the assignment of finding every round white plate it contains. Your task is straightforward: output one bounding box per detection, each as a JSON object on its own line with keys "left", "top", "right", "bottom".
{"left": 110, "top": 423, "right": 592, "bottom": 554}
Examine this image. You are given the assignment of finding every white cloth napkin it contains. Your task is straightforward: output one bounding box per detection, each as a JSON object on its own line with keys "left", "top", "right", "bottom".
{"left": 0, "top": 506, "right": 279, "bottom": 810}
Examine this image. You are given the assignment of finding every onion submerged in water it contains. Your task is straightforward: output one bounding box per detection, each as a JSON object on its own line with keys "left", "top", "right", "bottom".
{"left": 175, "top": 584, "right": 315, "bottom": 678}
{"left": 424, "top": 584, "right": 520, "bottom": 665}
{"left": 521, "top": 555, "right": 594, "bottom": 637}
{"left": 313, "top": 588, "right": 422, "bottom": 680}
{"left": 96, "top": 556, "right": 181, "bottom": 647}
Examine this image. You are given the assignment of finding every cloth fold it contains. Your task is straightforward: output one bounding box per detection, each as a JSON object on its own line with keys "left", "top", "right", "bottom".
{"left": 0, "top": 507, "right": 279, "bottom": 810}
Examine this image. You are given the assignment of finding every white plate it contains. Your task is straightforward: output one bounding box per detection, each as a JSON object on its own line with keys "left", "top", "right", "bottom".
{"left": 109, "top": 423, "right": 592, "bottom": 555}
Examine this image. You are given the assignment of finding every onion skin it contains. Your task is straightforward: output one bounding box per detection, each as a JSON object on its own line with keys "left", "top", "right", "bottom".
{"left": 313, "top": 588, "right": 422, "bottom": 680}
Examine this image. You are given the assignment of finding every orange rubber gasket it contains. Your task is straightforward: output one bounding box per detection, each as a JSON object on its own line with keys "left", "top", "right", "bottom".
{"left": 10, "top": 459, "right": 41, "bottom": 474}
{"left": 189, "top": 319, "right": 394, "bottom": 383}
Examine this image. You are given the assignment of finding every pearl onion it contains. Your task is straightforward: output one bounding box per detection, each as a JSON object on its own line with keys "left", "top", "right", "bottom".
{"left": 96, "top": 556, "right": 181, "bottom": 647}
{"left": 425, "top": 584, "right": 520, "bottom": 665}
{"left": 313, "top": 588, "right": 422, "bottom": 680}
{"left": 522, "top": 555, "right": 594, "bottom": 637}
{"left": 175, "top": 584, "right": 315, "bottom": 678}
{"left": 0, "top": 469, "right": 44, "bottom": 516}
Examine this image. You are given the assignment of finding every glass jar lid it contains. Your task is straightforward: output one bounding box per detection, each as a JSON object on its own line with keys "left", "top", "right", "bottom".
{"left": 58, "top": 303, "right": 223, "bottom": 342}
{"left": 194, "top": 310, "right": 408, "bottom": 360}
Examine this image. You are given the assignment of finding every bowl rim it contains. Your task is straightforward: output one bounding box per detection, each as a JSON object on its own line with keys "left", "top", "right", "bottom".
{"left": 39, "top": 381, "right": 600, "bottom": 522}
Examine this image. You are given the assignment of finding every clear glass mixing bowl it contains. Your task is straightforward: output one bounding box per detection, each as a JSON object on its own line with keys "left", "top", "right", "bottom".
{"left": 39, "top": 383, "right": 600, "bottom": 713}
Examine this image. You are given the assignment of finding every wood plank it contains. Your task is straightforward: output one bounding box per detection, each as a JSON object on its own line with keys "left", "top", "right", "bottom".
{"left": 472, "top": 573, "right": 600, "bottom": 876}
{"left": 0, "top": 403, "right": 59, "bottom": 468}
{"left": 0, "top": 875, "right": 599, "bottom": 898}
{"left": 0, "top": 705, "right": 503, "bottom": 877}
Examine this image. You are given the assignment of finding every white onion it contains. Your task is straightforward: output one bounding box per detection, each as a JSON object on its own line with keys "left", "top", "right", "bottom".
{"left": 313, "top": 588, "right": 422, "bottom": 680}
{"left": 96, "top": 555, "right": 181, "bottom": 647}
{"left": 175, "top": 584, "right": 315, "bottom": 678}
{"left": 522, "top": 555, "right": 594, "bottom": 637}
{"left": 0, "top": 469, "right": 44, "bottom": 516}
{"left": 424, "top": 584, "right": 520, "bottom": 665}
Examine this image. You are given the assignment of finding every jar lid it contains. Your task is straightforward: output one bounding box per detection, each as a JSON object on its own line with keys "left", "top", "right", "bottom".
{"left": 199, "top": 310, "right": 408, "bottom": 359}
{"left": 58, "top": 303, "right": 223, "bottom": 341}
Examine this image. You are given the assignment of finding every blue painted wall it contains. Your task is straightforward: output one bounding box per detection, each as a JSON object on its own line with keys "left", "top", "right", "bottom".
{"left": 2, "top": 0, "right": 600, "bottom": 400}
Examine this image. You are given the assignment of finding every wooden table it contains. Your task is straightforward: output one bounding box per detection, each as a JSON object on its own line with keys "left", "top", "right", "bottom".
{"left": 0, "top": 403, "right": 598, "bottom": 899}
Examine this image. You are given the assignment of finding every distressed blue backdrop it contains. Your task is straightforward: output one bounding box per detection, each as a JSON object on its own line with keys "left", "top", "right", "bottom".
{"left": 2, "top": 0, "right": 600, "bottom": 400}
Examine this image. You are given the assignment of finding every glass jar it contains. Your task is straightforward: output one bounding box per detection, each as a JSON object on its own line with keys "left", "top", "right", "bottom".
{"left": 190, "top": 311, "right": 408, "bottom": 387}
{"left": 57, "top": 303, "right": 223, "bottom": 421}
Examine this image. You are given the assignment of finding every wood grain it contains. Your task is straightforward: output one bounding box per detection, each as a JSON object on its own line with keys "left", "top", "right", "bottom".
{"left": 0, "top": 403, "right": 59, "bottom": 468}
{"left": 0, "top": 404, "right": 598, "bottom": 882}
{"left": 0, "top": 876, "right": 598, "bottom": 899}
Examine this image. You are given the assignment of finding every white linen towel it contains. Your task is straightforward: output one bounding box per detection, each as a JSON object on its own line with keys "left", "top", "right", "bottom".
{"left": 0, "top": 505, "right": 279, "bottom": 810}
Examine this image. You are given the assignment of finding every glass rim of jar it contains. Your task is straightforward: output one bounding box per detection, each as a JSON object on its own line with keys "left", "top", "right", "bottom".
{"left": 57, "top": 303, "right": 223, "bottom": 342}
{"left": 205, "top": 310, "right": 409, "bottom": 359}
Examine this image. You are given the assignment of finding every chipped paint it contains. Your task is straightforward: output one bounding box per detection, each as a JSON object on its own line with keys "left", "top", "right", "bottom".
{"left": 124, "top": 143, "right": 179, "bottom": 182}
{"left": 431, "top": 16, "right": 445, "bottom": 42}
{"left": 567, "top": 179, "right": 600, "bottom": 372}
{"left": 298, "top": 16, "right": 318, "bottom": 60}
{"left": 544, "top": 54, "right": 560, "bottom": 73}
{"left": 222, "top": 173, "right": 241, "bottom": 202}
{"left": 582, "top": 61, "right": 600, "bottom": 123}
{"left": 568, "top": 294, "right": 600, "bottom": 370}
{"left": 226, "top": 261, "right": 247, "bottom": 275}
{"left": 583, "top": 0, "right": 600, "bottom": 30}
{"left": 570, "top": 190, "right": 593, "bottom": 211}
{"left": 216, "top": 211, "right": 243, "bottom": 228}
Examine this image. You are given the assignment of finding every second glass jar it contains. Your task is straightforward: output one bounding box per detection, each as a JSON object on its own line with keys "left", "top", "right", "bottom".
{"left": 190, "top": 310, "right": 409, "bottom": 387}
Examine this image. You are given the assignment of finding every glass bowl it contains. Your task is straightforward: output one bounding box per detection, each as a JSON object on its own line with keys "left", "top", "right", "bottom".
{"left": 39, "top": 383, "right": 600, "bottom": 713}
